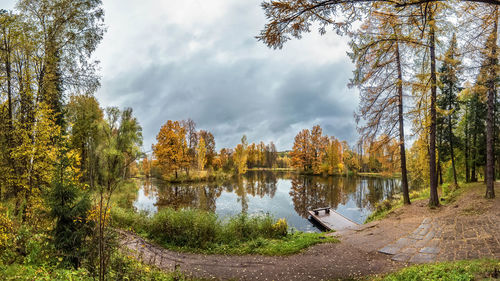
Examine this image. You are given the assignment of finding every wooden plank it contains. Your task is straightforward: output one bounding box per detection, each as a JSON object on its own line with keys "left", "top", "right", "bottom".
{"left": 308, "top": 209, "right": 359, "bottom": 231}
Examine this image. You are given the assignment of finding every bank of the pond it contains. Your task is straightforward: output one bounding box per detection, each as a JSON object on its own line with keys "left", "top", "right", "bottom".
{"left": 364, "top": 182, "right": 480, "bottom": 224}
{"left": 111, "top": 207, "right": 337, "bottom": 256}
{"left": 153, "top": 169, "right": 233, "bottom": 184}
{"left": 152, "top": 169, "right": 401, "bottom": 184}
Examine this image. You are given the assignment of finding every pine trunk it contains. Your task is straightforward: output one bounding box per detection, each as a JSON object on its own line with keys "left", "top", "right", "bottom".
{"left": 449, "top": 113, "right": 458, "bottom": 186}
{"left": 428, "top": 6, "right": 440, "bottom": 207}
{"left": 485, "top": 7, "right": 498, "bottom": 199}
{"left": 465, "top": 106, "right": 470, "bottom": 183}
{"left": 395, "top": 39, "right": 411, "bottom": 204}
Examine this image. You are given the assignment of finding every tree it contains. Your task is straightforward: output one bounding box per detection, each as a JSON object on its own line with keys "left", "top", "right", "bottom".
{"left": 290, "top": 129, "right": 312, "bottom": 171}
{"left": 437, "top": 34, "right": 461, "bottom": 187}
{"left": 49, "top": 144, "right": 92, "bottom": 268}
{"left": 181, "top": 118, "right": 197, "bottom": 167}
{"left": 483, "top": 7, "right": 498, "bottom": 198}
{"left": 10, "top": 103, "right": 59, "bottom": 219}
{"left": 197, "top": 137, "right": 207, "bottom": 171}
{"left": 233, "top": 135, "right": 248, "bottom": 174}
{"left": 198, "top": 130, "right": 216, "bottom": 168}
{"left": 142, "top": 156, "right": 151, "bottom": 178}
{"left": 350, "top": 7, "right": 412, "bottom": 204}
{"left": 17, "top": 0, "right": 105, "bottom": 125}
{"left": 257, "top": 0, "right": 450, "bottom": 207}
{"left": 92, "top": 107, "right": 142, "bottom": 281}
{"left": 266, "top": 141, "right": 278, "bottom": 168}
{"left": 66, "top": 95, "right": 104, "bottom": 184}
{"left": 325, "top": 137, "right": 343, "bottom": 175}
{"left": 310, "top": 125, "right": 328, "bottom": 174}
{"left": 153, "top": 120, "right": 189, "bottom": 179}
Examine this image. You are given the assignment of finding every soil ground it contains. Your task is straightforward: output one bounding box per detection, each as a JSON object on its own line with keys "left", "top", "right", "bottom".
{"left": 119, "top": 182, "right": 499, "bottom": 280}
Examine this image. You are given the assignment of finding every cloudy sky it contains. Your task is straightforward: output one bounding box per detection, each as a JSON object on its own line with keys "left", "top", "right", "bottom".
{"left": 2, "top": 0, "right": 359, "bottom": 151}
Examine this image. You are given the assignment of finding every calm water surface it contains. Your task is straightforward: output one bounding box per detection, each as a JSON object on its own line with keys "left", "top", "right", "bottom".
{"left": 133, "top": 171, "right": 402, "bottom": 232}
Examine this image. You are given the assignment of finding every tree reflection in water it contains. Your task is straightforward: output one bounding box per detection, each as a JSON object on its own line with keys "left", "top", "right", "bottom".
{"left": 290, "top": 176, "right": 401, "bottom": 219}
{"left": 135, "top": 171, "right": 402, "bottom": 229}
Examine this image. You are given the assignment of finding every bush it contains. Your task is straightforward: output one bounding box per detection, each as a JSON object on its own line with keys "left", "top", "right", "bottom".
{"left": 148, "top": 208, "right": 219, "bottom": 248}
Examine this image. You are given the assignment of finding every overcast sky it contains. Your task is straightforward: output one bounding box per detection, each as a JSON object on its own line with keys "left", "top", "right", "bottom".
{"left": 2, "top": 0, "right": 359, "bottom": 151}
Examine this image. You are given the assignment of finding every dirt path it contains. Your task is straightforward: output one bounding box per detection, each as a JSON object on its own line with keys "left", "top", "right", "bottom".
{"left": 118, "top": 183, "right": 499, "bottom": 280}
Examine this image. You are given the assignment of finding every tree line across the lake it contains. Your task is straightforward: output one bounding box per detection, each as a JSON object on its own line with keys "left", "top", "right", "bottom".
{"left": 0, "top": 0, "right": 499, "bottom": 280}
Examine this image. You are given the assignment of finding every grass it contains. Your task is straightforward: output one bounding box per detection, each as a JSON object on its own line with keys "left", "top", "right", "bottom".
{"left": 439, "top": 182, "right": 475, "bottom": 205}
{"left": 365, "top": 188, "right": 429, "bottom": 223}
{"left": 0, "top": 253, "right": 200, "bottom": 281}
{"left": 369, "top": 259, "right": 500, "bottom": 281}
{"left": 112, "top": 207, "right": 337, "bottom": 256}
{"left": 364, "top": 180, "right": 486, "bottom": 224}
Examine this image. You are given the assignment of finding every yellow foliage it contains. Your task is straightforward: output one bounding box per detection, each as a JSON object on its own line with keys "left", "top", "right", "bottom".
{"left": 152, "top": 120, "right": 190, "bottom": 178}
{"left": 87, "top": 204, "right": 111, "bottom": 226}
{"left": 272, "top": 218, "right": 288, "bottom": 237}
{"left": 0, "top": 206, "right": 14, "bottom": 249}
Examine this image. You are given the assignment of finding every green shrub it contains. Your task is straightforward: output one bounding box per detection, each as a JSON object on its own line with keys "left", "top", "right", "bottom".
{"left": 222, "top": 213, "right": 277, "bottom": 241}
{"left": 148, "top": 208, "right": 219, "bottom": 248}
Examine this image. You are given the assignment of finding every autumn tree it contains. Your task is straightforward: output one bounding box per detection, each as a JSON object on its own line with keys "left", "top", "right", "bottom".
{"left": 66, "top": 95, "right": 104, "bottom": 184}
{"left": 141, "top": 156, "right": 151, "bottom": 178}
{"left": 290, "top": 129, "right": 312, "bottom": 171}
{"left": 350, "top": 7, "right": 413, "bottom": 204}
{"left": 198, "top": 130, "right": 216, "bottom": 168}
{"left": 310, "top": 125, "right": 329, "bottom": 173}
{"left": 233, "top": 135, "right": 248, "bottom": 174}
{"left": 197, "top": 137, "right": 207, "bottom": 171}
{"left": 153, "top": 120, "right": 189, "bottom": 179}
{"left": 17, "top": 0, "right": 105, "bottom": 125}
{"left": 325, "top": 137, "right": 343, "bottom": 174}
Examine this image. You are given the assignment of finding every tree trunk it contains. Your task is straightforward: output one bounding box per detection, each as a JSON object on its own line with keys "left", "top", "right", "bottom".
{"left": 448, "top": 114, "right": 458, "bottom": 186}
{"left": 438, "top": 160, "right": 443, "bottom": 185}
{"left": 472, "top": 124, "right": 478, "bottom": 182}
{"left": 437, "top": 132, "right": 443, "bottom": 185}
{"left": 428, "top": 5, "right": 440, "bottom": 207}
{"left": 485, "top": 7, "right": 498, "bottom": 199}
{"left": 465, "top": 106, "right": 470, "bottom": 183}
{"left": 396, "top": 40, "right": 411, "bottom": 205}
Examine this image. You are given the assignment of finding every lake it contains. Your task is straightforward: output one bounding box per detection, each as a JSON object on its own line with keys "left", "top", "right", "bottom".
{"left": 133, "top": 171, "right": 402, "bottom": 232}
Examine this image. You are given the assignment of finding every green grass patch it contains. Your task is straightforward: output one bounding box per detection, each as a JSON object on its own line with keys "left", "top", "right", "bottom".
{"left": 0, "top": 253, "right": 200, "bottom": 281}
{"left": 0, "top": 264, "right": 92, "bottom": 281}
{"left": 112, "top": 207, "right": 337, "bottom": 256}
{"left": 371, "top": 259, "right": 500, "bottom": 281}
{"left": 440, "top": 182, "right": 475, "bottom": 205}
{"left": 365, "top": 189, "right": 429, "bottom": 224}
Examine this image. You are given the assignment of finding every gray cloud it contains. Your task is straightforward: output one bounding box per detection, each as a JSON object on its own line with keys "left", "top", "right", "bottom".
{"left": 2, "top": 0, "right": 360, "bottom": 151}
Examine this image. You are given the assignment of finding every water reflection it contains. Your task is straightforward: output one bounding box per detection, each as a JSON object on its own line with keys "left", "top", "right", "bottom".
{"left": 133, "top": 171, "right": 402, "bottom": 231}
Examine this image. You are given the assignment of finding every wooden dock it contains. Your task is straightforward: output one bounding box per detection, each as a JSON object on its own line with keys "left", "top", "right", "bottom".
{"left": 308, "top": 208, "right": 359, "bottom": 231}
